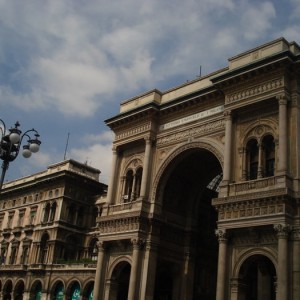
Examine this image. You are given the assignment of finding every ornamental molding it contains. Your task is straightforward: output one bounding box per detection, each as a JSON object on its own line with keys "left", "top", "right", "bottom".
{"left": 122, "top": 155, "right": 143, "bottom": 174}
{"left": 156, "top": 119, "right": 225, "bottom": 146}
{"left": 240, "top": 118, "right": 278, "bottom": 144}
{"left": 213, "top": 188, "right": 289, "bottom": 205}
{"left": 214, "top": 191, "right": 294, "bottom": 221}
{"left": 98, "top": 216, "right": 141, "bottom": 235}
{"left": 225, "top": 77, "right": 284, "bottom": 104}
{"left": 115, "top": 122, "right": 151, "bottom": 141}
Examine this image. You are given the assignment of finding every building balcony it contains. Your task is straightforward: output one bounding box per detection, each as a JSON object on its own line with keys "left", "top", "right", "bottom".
{"left": 212, "top": 174, "right": 294, "bottom": 228}
{"left": 101, "top": 198, "right": 151, "bottom": 217}
{"left": 0, "top": 264, "right": 27, "bottom": 271}
{"left": 218, "top": 174, "right": 292, "bottom": 199}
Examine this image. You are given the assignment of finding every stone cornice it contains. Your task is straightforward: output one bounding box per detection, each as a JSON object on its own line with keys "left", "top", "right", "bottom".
{"left": 156, "top": 119, "right": 225, "bottom": 146}
{"left": 213, "top": 190, "right": 295, "bottom": 222}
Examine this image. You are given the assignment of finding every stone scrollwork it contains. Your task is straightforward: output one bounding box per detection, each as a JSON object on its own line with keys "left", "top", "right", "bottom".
{"left": 215, "top": 229, "right": 227, "bottom": 242}
{"left": 131, "top": 237, "right": 145, "bottom": 250}
{"left": 156, "top": 119, "right": 225, "bottom": 146}
{"left": 225, "top": 77, "right": 284, "bottom": 104}
{"left": 274, "top": 224, "right": 291, "bottom": 238}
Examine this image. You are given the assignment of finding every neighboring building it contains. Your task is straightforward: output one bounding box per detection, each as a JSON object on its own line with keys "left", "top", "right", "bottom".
{"left": 91, "top": 37, "right": 300, "bottom": 300}
{"left": 0, "top": 160, "right": 107, "bottom": 300}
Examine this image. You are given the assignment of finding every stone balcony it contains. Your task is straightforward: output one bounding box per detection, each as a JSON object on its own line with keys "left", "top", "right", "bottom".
{"left": 212, "top": 175, "right": 294, "bottom": 228}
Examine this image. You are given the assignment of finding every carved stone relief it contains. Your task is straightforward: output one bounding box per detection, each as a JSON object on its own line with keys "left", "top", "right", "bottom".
{"left": 156, "top": 119, "right": 225, "bottom": 146}
{"left": 225, "top": 77, "right": 284, "bottom": 104}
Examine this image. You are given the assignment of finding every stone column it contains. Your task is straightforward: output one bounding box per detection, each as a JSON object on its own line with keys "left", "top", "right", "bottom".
{"left": 140, "top": 240, "right": 159, "bottom": 300}
{"left": 140, "top": 137, "right": 153, "bottom": 199}
{"left": 215, "top": 229, "right": 228, "bottom": 300}
{"left": 107, "top": 147, "right": 119, "bottom": 205}
{"left": 131, "top": 173, "right": 137, "bottom": 201}
{"left": 257, "top": 142, "right": 264, "bottom": 178}
{"left": 223, "top": 111, "right": 233, "bottom": 184}
{"left": 120, "top": 176, "right": 126, "bottom": 202}
{"left": 128, "top": 238, "right": 143, "bottom": 300}
{"left": 277, "top": 95, "right": 288, "bottom": 174}
{"left": 93, "top": 241, "right": 106, "bottom": 300}
{"left": 240, "top": 147, "right": 247, "bottom": 181}
{"left": 292, "top": 228, "right": 300, "bottom": 300}
{"left": 274, "top": 224, "right": 290, "bottom": 300}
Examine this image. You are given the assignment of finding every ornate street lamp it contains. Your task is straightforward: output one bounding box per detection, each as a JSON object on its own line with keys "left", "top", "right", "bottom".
{"left": 0, "top": 119, "right": 41, "bottom": 191}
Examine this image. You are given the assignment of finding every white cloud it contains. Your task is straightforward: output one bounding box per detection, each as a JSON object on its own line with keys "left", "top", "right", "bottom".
{"left": 241, "top": 2, "right": 276, "bottom": 41}
{"left": 68, "top": 131, "right": 114, "bottom": 184}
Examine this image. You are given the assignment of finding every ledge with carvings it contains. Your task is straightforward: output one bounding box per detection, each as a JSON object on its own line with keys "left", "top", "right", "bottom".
{"left": 221, "top": 175, "right": 293, "bottom": 198}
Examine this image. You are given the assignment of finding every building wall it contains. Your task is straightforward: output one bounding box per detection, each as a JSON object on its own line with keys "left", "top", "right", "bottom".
{"left": 0, "top": 160, "right": 107, "bottom": 300}
{"left": 95, "top": 37, "right": 300, "bottom": 300}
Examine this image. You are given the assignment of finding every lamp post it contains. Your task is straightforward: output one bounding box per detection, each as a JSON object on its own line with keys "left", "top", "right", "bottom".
{"left": 0, "top": 119, "right": 41, "bottom": 191}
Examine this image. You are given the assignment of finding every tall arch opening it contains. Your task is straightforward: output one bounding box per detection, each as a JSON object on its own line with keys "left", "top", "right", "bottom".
{"left": 238, "top": 255, "right": 276, "bottom": 300}
{"left": 110, "top": 261, "right": 131, "bottom": 300}
{"left": 14, "top": 281, "right": 25, "bottom": 300}
{"left": 155, "top": 147, "right": 222, "bottom": 300}
{"left": 3, "top": 280, "right": 12, "bottom": 300}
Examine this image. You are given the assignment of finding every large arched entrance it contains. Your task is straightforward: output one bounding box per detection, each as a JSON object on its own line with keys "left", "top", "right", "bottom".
{"left": 238, "top": 255, "right": 276, "bottom": 300}
{"left": 109, "top": 261, "right": 131, "bottom": 300}
{"left": 14, "top": 280, "right": 25, "bottom": 300}
{"left": 155, "top": 147, "right": 222, "bottom": 300}
{"left": 2, "top": 280, "right": 12, "bottom": 300}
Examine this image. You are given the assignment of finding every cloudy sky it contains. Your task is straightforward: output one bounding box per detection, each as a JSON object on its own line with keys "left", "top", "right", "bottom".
{"left": 0, "top": 0, "right": 299, "bottom": 184}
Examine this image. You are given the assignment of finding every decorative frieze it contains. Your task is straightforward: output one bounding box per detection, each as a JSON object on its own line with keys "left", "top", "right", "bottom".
{"left": 156, "top": 119, "right": 225, "bottom": 146}
{"left": 115, "top": 122, "right": 151, "bottom": 141}
{"left": 98, "top": 217, "right": 140, "bottom": 234}
{"left": 214, "top": 194, "right": 293, "bottom": 221}
{"left": 225, "top": 77, "right": 284, "bottom": 104}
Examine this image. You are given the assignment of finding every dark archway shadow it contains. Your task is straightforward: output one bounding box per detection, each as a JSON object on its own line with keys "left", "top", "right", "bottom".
{"left": 155, "top": 148, "right": 222, "bottom": 300}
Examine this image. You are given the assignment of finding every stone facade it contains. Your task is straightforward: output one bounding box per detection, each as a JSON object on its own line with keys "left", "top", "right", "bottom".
{"left": 97, "top": 38, "right": 300, "bottom": 300}
{"left": 1, "top": 37, "right": 300, "bottom": 300}
{"left": 0, "top": 160, "right": 107, "bottom": 300}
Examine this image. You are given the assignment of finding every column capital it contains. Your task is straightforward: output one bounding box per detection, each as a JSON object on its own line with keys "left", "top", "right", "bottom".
{"left": 291, "top": 227, "right": 300, "bottom": 240}
{"left": 223, "top": 110, "right": 232, "bottom": 120}
{"left": 215, "top": 229, "right": 227, "bottom": 242}
{"left": 112, "top": 145, "right": 119, "bottom": 154}
{"left": 131, "top": 238, "right": 145, "bottom": 250}
{"left": 96, "top": 241, "right": 106, "bottom": 252}
{"left": 144, "top": 134, "right": 155, "bottom": 143}
{"left": 276, "top": 94, "right": 289, "bottom": 106}
{"left": 274, "top": 224, "right": 291, "bottom": 238}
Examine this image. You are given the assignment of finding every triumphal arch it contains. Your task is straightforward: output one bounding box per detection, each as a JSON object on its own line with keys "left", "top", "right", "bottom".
{"left": 94, "top": 38, "right": 300, "bottom": 300}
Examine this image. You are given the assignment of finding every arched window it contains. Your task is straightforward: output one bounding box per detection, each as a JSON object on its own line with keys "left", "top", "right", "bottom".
{"left": 263, "top": 135, "right": 275, "bottom": 177}
{"left": 247, "top": 139, "right": 259, "bottom": 180}
{"left": 124, "top": 170, "right": 134, "bottom": 202}
{"left": 134, "top": 167, "right": 143, "bottom": 198}
{"left": 39, "top": 233, "right": 49, "bottom": 264}
{"left": 49, "top": 202, "right": 57, "bottom": 222}
{"left": 77, "top": 207, "right": 84, "bottom": 227}
{"left": 88, "top": 239, "right": 98, "bottom": 261}
{"left": 67, "top": 205, "right": 76, "bottom": 224}
{"left": 43, "top": 203, "right": 50, "bottom": 223}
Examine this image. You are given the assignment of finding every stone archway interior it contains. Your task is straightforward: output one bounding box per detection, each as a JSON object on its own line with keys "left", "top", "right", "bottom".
{"left": 238, "top": 255, "right": 276, "bottom": 300}
{"left": 3, "top": 280, "right": 12, "bottom": 300}
{"left": 110, "top": 261, "right": 131, "bottom": 300}
{"left": 14, "top": 281, "right": 24, "bottom": 300}
{"left": 157, "top": 148, "right": 222, "bottom": 300}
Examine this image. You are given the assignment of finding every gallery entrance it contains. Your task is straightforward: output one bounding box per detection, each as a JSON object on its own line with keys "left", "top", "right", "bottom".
{"left": 155, "top": 146, "right": 222, "bottom": 300}
{"left": 238, "top": 255, "right": 276, "bottom": 300}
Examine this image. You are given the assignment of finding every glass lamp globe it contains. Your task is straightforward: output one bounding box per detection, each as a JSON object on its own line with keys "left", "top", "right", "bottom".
{"left": 9, "top": 132, "right": 20, "bottom": 144}
{"left": 22, "top": 145, "right": 32, "bottom": 158}
{"left": 29, "top": 142, "right": 40, "bottom": 153}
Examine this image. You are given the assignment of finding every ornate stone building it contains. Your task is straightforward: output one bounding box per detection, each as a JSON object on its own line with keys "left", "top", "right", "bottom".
{"left": 94, "top": 38, "right": 300, "bottom": 300}
{"left": 0, "top": 160, "right": 107, "bottom": 300}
